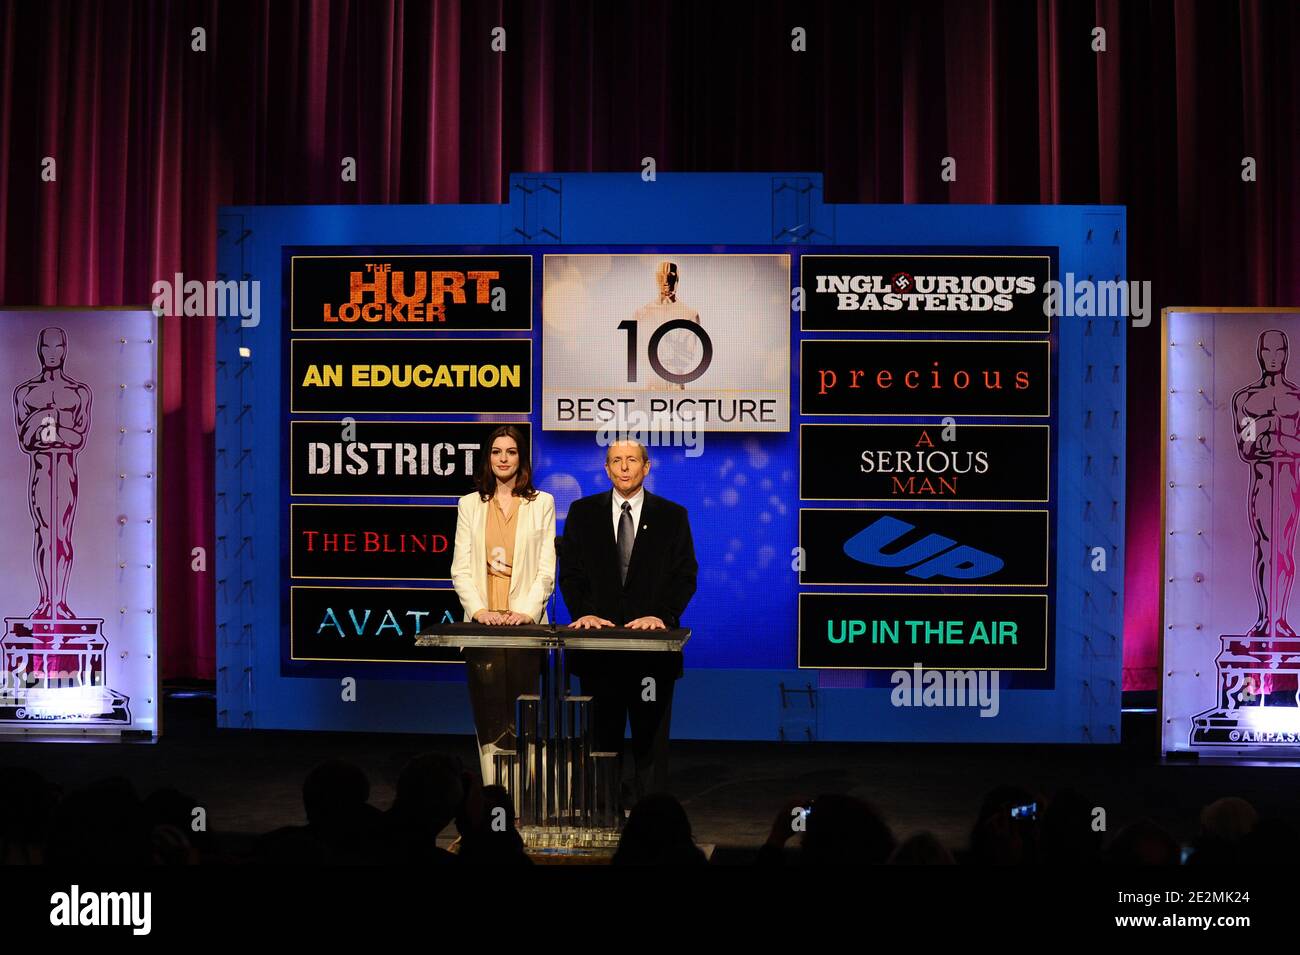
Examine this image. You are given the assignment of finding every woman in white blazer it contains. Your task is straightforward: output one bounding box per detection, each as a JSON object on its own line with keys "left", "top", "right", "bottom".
{"left": 450, "top": 424, "right": 556, "bottom": 783}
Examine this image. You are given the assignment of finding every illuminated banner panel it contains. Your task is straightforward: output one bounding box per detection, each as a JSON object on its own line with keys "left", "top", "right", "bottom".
{"left": 1162, "top": 309, "right": 1300, "bottom": 755}
{"left": 290, "top": 338, "right": 532, "bottom": 414}
{"left": 542, "top": 253, "right": 791, "bottom": 432}
{"left": 290, "top": 504, "right": 456, "bottom": 581}
{"left": 798, "top": 592, "right": 1048, "bottom": 671}
{"left": 0, "top": 309, "right": 158, "bottom": 736}
{"left": 799, "top": 508, "right": 1049, "bottom": 587}
{"left": 291, "top": 585, "right": 463, "bottom": 664}
{"left": 229, "top": 187, "right": 1123, "bottom": 745}
{"left": 290, "top": 420, "right": 526, "bottom": 498}
{"left": 290, "top": 254, "right": 532, "bottom": 331}
{"left": 801, "top": 253, "right": 1052, "bottom": 333}
{"left": 799, "top": 423, "right": 1050, "bottom": 502}
{"left": 800, "top": 339, "right": 1051, "bottom": 417}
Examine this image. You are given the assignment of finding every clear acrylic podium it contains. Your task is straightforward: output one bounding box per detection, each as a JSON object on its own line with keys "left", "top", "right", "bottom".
{"left": 415, "top": 622, "right": 690, "bottom": 849}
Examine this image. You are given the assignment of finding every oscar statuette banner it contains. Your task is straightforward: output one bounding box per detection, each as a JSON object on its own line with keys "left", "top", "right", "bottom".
{"left": 0, "top": 311, "right": 158, "bottom": 735}
{"left": 1164, "top": 310, "right": 1300, "bottom": 754}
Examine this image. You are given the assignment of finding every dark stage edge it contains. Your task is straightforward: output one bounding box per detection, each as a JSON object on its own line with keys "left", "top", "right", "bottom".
{"left": 4, "top": 694, "right": 1300, "bottom": 863}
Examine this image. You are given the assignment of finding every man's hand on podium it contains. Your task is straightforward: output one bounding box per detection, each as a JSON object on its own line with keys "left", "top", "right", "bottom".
{"left": 569, "top": 614, "right": 616, "bottom": 629}
{"left": 626, "top": 616, "right": 666, "bottom": 630}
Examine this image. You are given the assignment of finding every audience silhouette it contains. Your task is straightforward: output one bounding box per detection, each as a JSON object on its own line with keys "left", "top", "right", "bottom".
{"left": 612, "top": 793, "right": 707, "bottom": 866}
{"left": 0, "top": 756, "right": 1277, "bottom": 866}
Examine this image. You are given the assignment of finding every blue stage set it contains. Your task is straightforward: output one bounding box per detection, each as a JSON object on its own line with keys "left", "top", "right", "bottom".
{"left": 216, "top": 172, "right": 1125, "bottom": 743}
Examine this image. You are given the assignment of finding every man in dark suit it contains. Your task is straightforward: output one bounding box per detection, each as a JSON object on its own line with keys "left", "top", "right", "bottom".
{"left": 560, "top": 440, "right": 697, "bottom": 805}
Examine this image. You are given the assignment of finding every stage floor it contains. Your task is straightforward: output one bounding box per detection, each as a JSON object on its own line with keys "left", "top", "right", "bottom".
{"left": 3, "top": 694, "right": 1299, "bottom": 862}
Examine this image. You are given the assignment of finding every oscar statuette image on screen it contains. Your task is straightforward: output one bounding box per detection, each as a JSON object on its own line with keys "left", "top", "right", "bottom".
{"left": 542, "top": 253, "right": 791, "bottom": 432}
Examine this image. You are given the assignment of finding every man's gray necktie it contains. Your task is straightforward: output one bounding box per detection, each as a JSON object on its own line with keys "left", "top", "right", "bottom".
{"left": 617, "top": 501, "right": 634, "bottom": 584}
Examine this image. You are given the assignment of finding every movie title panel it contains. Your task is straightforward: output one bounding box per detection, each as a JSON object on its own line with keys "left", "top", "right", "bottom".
{"left": 290, "top": 504, "right": 456, "bottom": 581}
{"left": 799, "top": 508, "right": 1049, "bottom": 587}
{"left": 798, "top": 593, "right": 1048, "bottom": 670}
{"left": 291, "top": 421, "right": 528, "bottom": 498}
{"left": 291, "top": 254, "right": 532, "bottom": 331}
{"left": 290, "top": 338, "right": 531, "bottom": 414}
{"left": 801, "top": 253, "right": 1052, "bottom": 333}
{"left": 542, "top": 253, "right": 791, "bottom": 432}
{"left": 800, "top": 424, "right": 1050, "bottom": 502}
{"left": 291, "top": 586, "right": 464, "bottom": 664}
{"left": 800, "top": 339, "right": 1050, "bottom": 417}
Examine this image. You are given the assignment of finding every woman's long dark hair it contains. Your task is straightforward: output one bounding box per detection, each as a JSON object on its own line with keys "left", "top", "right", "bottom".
{"left": 474, "top": 424, "right": 539, "bottom": 502}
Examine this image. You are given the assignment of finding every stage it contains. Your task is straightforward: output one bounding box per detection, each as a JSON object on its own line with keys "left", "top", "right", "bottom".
{"left": 3, "top": 692, "right": 1297, "bottom": 864}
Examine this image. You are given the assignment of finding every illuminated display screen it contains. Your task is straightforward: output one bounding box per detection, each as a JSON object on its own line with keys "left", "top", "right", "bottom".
{"left": 278, "top": 245, "right": 1058, "bottom": 685}
{"left": 289, "top": 337, "right": 532, "bottom": 414}
{"left": 794, "top": 250, "right": 1058, "bottom": 683}
{"left": 799, "top": 423, "right": 1050, "bottom": 502}
{"left": 289, "top": 420, "right": 528, "bottom": 497}
{"left": 542, "top": 253, "right": 791, "bottom": 432}
{"left": 290, "top": 254, "right": 532, "bottom": 332}
{"left": 799, "top": 253, "right": 1052, "bottom": 333}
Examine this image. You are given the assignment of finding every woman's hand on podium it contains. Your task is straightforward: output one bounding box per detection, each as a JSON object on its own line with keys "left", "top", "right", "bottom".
{"left": 473, "top": 609, "right": 506, "bottom": 625}
{"left": 502, "top": 611, "right": 533, "bottom": 626}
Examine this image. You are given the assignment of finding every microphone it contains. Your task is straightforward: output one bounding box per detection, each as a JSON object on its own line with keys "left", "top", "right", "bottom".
{"left": 549, "top": 534, "right": 563, "bottom": 634}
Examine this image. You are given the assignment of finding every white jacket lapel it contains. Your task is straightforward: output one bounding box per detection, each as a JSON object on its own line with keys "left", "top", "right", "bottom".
{"left": 473, "top": 495, "right": 489, "bottom": 603}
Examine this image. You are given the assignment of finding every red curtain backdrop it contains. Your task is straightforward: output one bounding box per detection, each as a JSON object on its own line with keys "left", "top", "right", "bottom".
{"left": 0, "top": 0, "right": 1295, "bottom": 686}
